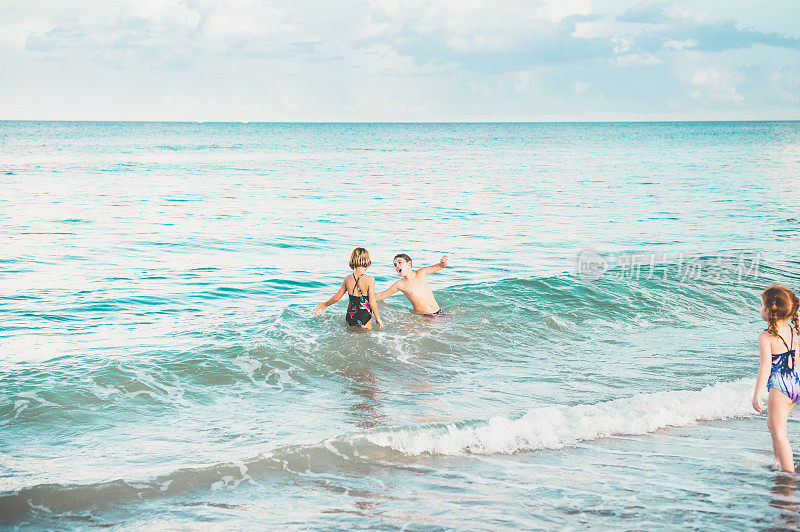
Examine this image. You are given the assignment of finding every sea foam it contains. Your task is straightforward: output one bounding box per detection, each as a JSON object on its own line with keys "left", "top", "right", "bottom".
{"left": 365, "top": 378, "right": 756, "bottom": 455}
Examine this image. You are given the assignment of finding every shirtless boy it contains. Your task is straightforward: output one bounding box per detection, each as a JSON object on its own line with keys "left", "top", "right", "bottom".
{"left": 375, "top": 254, "right": 448, "bottom": 315}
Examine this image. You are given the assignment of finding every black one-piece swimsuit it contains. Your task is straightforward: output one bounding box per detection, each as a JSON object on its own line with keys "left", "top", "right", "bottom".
{"left": 345, "top": 273, "right": 372, "bottom": 326}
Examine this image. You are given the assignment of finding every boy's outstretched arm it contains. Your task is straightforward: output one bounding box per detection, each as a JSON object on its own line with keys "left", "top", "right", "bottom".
{"left": 375, "top": 281, "right": 401, "bottom": 301}
{"left": 314, "top": 279, "right": 346, "bottom": 315}
{"left": 417, "top": 255, "right": 448, "bottom": 276}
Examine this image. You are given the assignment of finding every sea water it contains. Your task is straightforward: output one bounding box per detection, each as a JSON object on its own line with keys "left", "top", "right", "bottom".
{"left": 1, "top": 121, "right": 799, "bottom": 529}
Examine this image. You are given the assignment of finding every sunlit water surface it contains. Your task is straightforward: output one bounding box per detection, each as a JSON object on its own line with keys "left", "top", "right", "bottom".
{"left": 1, "top": 121, "right": 800, "bottom": 529}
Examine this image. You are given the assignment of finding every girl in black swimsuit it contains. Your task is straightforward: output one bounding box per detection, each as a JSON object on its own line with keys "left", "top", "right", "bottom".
{"left": 314, "top": 247, "right": 384, "bottom": 330}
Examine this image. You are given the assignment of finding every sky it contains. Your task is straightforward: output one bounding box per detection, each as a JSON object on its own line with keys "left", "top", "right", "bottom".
{"left": 0, "top": 0, "right": 798, "bottom": 121}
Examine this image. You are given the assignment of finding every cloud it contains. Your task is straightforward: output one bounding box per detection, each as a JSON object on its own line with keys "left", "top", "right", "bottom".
{"left": 574, "top": 80, "right": 590, "bottom": 94}
{"left": 653, "top": 20, "right": 800, "bottom": 53}
{"left": 663, "top": 39, "right": 697, "bottom": 51}
{"left": 616, "top": 53, "right": 663, "bottom": 66}
{"left": 21, "top": 0, "right": 324, "bottom": 69}
{"left": 1, "top": 0, "right": 799, "bottom": 119}
{"left": 739, "top": 63, "right": 800, "bottom": 105}
{"left": 617, "top": 1, "right": 800, "bottom": 53}
{"left": 688, "top": 67, "right": 744, "bottom": 102}
{"left": 617, "top": 2, "right": 672, "bottom": 24}
{"left": 618, "top": 2, "right": 713, "bottom": 25}
{"left": 351, "top": 1, "right": 613, "bottom": 73}
{"left": 769, "top": 65, "right": 800, "bottom": 103}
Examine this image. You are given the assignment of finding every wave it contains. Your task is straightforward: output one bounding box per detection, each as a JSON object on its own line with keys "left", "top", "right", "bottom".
{"left": 365, "top": 378, "right": 754, "bottom": 455}
{"left": 1, "top": 256, "right": 784, "bottom": 427}
{"left": 0, "top": 378, "right": 755, "bottom": 522}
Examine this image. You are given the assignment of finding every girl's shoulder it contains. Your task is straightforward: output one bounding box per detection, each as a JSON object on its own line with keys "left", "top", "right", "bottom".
{"left": 758, "top": 327, "right": 799, "bottom": 347}
{"left": 759, "top": 329, "right": 778, "bottom": 345}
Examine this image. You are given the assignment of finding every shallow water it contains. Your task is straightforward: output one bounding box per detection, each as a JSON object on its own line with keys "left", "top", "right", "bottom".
{"left": 1, "top": 121, "right": 800, "bottom": 529}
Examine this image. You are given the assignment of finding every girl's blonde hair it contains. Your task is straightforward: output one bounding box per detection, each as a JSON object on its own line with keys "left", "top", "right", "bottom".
{"left": 762, "top": 284, "right": 800, "bottom": 336}
{"left": 349, "top": 247, "right": 371, "bottom": 269}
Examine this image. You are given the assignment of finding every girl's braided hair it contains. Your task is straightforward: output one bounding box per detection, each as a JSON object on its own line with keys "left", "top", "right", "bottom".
{"left": 762, "top": 284, "right": 800, "bottom": 336}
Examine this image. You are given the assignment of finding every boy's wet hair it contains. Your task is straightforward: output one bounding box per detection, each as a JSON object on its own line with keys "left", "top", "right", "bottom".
{"left": 349, "top": 247, "right": 371, "bottom": 269}
{"left": 393, "top": 253, "right": 412, "bottom": 266}
{"left": 762, "top": 284, "right": 800, "bottom": 336}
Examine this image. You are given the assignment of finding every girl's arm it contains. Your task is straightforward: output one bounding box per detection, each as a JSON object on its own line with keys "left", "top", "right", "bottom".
{"left": 369, "top": 279, "right": 383, "bottom": 329}
{"left": 314, "top": 279, "right": 347, "bottom": 315}
{"left": 753, "top": 332, "right": 772, "bottom": 412}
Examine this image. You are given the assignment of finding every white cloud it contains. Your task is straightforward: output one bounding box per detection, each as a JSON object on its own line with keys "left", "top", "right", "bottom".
{"left": 199, "top": 0, "right": 319, "bottom": 45}
{"left": 572, "top": 19, "right": 616, "bottom": 40}
{"left": 769, "top": 65, "right": 800, "bottom": 103}
{"left": 127, "top": 0, "right": 201, "bottom": 27}
{"left": 534, "top": 0, "right": 592, "bottom": 22}
{"left": 689, "top": 68, "right": 744, "bottom": 102}
{"left": 666, "top": 6, "right": 714, "bottom": 24}
{"left": 18, "top": 0, "right": 323, "bottom": 68}
{"left": 663, "top": 39, "right": 697, "bottom": 51}
{"left": 359, "top": 0, "right": 592, "bottom": 53}
{"left": 348, "top": 43, "right": 420, "bottom": 73}
{"left": 574, "top": 80, "right": 590, "bottom": 94}
{"left": 616, "top": 53, "right": 663, "bottom": 66}
{"left": 612, "top": 37, "right": 632, "bottom": 54}
{"left": 1, "top": 0, "right": 799, "bottom": 120}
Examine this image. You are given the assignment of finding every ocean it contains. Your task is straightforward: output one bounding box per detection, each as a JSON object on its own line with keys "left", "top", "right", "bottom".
{"left": 1, "top": 121, "right": 799, "bottom": 529}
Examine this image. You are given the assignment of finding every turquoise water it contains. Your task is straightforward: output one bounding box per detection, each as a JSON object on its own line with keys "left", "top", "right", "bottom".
{"left": 1, "top": 121, "right": 800, "bottom": 529}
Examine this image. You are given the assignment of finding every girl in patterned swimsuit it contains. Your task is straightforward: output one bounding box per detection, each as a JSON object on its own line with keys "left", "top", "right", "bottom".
{"left": 314, "top": 247, "right": 384, "bottom": 330}
{"left": 753, "top": 284, "right": 800, "bottom": 472}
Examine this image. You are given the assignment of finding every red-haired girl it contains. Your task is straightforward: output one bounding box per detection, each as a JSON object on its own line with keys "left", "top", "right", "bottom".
{"left": 753, "top": 284, "right": 800, "bottom": 472}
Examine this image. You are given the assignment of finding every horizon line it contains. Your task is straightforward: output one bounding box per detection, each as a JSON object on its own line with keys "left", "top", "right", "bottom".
{"left": 2, "top": 119, "right": 800, "bottom": 124}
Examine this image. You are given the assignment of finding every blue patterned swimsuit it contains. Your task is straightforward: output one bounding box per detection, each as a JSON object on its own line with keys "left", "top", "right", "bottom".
{"left": 767, "top": 328, "right": 800, "bottom": 403}
{"left": 345, "top": 273, "right": 372, "bottom": 326}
